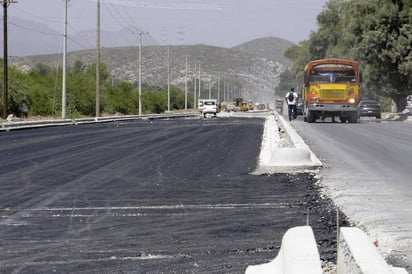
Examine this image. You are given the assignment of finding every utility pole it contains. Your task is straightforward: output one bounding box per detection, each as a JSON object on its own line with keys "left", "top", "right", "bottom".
{"left": 193, "top": 63, "right": 197, "bottom": 109}
{"left": 96, "top": 0, "right": 100, "bottom": 117}
{"left": 167, "top": 46, "right": 170, "bottom": 112}
{"left": 62, "top": 0, "right": 68, "bottom": 119}
{"left": 223, "top": 77, "right": 226, "bottom": 102}
{"left": 2, "top": 0, "right": 17, "bottom": 120}
{"left": 185, "top": 55, "right": 188, "bottom": 111}
{"left": 208, "top": 80, "right": 211, "bottom": 99}
{"left": 198, "top": 63, "right": 201, "bottom": 99}
{"left": 136, "top": 30, "right": 147, "bottom": 116}
{"left": 217, "top": 77, "right": 220, "bottom": 103}
{"left": 138, "top": 32, "right": 143, "bottom": 115}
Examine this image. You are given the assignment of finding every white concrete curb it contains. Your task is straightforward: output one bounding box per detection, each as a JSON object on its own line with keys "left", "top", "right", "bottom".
{"left": 246, "top": 226, "right": 408, "bottom": 274}
{"left": 254, "top": 113, "right": 322, "bottom": 174}
{"left": 246, "top": 226, "right": 323, "bottom": 274}
{"left": 338, "top": 227, "right": 408, "bottom": 274}
{"left": 277, "top": 114, "right": 322, "bottom": 167}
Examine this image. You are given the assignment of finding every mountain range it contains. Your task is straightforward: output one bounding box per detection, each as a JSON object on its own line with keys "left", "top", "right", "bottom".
{"left": 5, "top": 17, "right": 294, "bottom": 104}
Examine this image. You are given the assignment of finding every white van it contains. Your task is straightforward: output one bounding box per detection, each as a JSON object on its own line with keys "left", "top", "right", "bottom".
{"left": 200, "top": 99, "right": 218, "bottom": 118}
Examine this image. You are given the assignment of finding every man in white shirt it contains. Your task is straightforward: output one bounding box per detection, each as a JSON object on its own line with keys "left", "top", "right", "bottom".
{"left": 285, "top": 88, "right": 298, "bottom": 121}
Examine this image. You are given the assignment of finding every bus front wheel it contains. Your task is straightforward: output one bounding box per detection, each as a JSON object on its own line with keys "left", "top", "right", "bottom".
{"left": 307, "top": 110, "right": 316, "bottom": 123}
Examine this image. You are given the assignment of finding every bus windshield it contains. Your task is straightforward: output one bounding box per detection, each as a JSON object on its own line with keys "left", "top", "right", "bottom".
{"left": 309, "top": 69, "right": 356, "bottom": 83}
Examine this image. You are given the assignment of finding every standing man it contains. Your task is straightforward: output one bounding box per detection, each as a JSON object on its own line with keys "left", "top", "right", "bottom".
{"left": 285, "top": 88, "right": 298, "bottom": 121}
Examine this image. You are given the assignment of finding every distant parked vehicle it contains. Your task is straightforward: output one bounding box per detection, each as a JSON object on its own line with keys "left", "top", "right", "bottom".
{"left": 358, "top": 100, "right": 381, "bottom": 119}
{"left": 225, "top": 104, "right": 236, "bottom": 112}
{"left": 256, "top": 103, "right": 266, "bottom": 110}
{"left": 296, "top": 98, "right": 304, "bottom": 115}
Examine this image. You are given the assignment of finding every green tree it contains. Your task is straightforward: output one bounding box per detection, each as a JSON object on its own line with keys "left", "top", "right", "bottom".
{"left": 291, "top": 0, "right": 412, "bottom": 111}
{"left": 104, "top": 81, "right": 137, "bottom": 114}
{"left": 283, "top": 40, "right": 311, "bottom": 87}
{"left": 308, "top": 0, "right": 343, "bottom": 59}
{"left": 65, "top": 61, "right": 109, "bottom": 116}
{"left": 275, "top": 69, "right": 298, "bottom": 98}
{"left": 27, "top": 64, "right": 59, "bottom": 116}
{"left": 346, "top": 0, "right": 412, "bottom": 110}
{"left": 7, "top": 66, "right": 31, "bottom": 116}
{"left": 2, "top": 59, "right": 194, "bottom": 118}
{"left": 143, "top": 88, "right": 166, "bottom": 114}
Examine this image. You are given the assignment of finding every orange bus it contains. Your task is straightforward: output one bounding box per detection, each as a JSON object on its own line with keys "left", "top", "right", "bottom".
{"left": 302, "top": 58, "right": 360, "bottom": 123}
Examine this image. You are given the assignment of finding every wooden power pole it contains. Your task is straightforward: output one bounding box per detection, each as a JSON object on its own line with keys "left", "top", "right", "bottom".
{"left": 2, "top": 0, "right": 17, "bottom": 120}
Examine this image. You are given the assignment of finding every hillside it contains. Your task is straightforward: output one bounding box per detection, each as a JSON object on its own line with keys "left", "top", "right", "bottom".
{"left": 12, "top": 37, "right": 293, "bottom": 104}
{"left": 233, "top": 37, "right": 294, "bottom": 65}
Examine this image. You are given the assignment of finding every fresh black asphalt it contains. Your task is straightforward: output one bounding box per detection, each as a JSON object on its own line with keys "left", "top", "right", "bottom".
{"left": 0, "top": 117, "right": 348, "bottom": 273}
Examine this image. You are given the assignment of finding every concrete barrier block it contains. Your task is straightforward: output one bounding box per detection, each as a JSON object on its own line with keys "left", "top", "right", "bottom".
{"left": 338, "top": 227, "right": 406, "bottom": 274}
{"left": 246, "top": 226, "right": 322, "bottom": 274}
{"left": 270, "top": 147, "right": 312, "bottom": 166}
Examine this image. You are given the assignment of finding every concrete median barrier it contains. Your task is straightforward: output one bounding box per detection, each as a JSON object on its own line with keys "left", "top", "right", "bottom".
{"left": 246, "top": 226, "right": 323, "bottom": 274}
{"left": 338, "top": 227, "right": 407, "bottom": 274}
{"left": 270, "top": 147, "right": 312, "bottom": 165}
{"left": 254, "top": 113, "right": 322, "bottom": 174}
{"left": 246, "top": 226, "right": 408, "bottom": 274}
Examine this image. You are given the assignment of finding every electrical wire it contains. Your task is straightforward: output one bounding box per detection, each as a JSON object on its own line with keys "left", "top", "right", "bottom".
{"left": 106, "top": 2, "right": 136, "bottom": 33}
{"left": 8, "top": 21, "right": 61, "bottom": 37}
{"left": 10, "top": 5, "right": 62, "bottom": 25}
{"left": 67, "top": 24, "right": 95, "bottom": 49}
{"left": 102, "top": 1, "right": 159, "bottom": 46}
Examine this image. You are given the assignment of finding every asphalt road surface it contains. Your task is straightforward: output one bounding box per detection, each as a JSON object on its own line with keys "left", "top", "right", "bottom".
{"left": 0, "top": 117, "right": 347, "bottom": 273}
{"left": 291, "top": 117, "right": 412, "bottom": 271}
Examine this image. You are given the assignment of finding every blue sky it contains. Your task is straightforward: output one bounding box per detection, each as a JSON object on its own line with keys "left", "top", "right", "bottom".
{"left": 9, "top": 0, "right": 328, "bottom": 47}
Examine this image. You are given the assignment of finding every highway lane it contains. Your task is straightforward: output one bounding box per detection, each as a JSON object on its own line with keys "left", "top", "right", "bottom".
{"left": 0, "top": 117, "right": 346, "bottom": 273}
{"left": 292, "top": 118, "right": 412, "bottom": 271}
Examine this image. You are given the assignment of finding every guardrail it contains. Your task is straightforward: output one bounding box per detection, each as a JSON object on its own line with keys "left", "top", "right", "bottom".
{"left": 0, "top": 113, "right": 200, "bottom": 131}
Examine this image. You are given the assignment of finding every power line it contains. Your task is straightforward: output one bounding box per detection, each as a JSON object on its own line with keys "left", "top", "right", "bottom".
{"left": 67, "top": 24, "right": 95, "bottom": 49}
{"left": 120, "top": 3, "right": 139, "bottom": 28}
{"left": 10, "top": 5, "right": 62, "bottom": 25}
{"left": 102, "top": 1, "right": 158, "bottom": 46}
{"left": 8, "top": 20, "right": 92, "bottom": 51}
{"left": 106, "top": 2, "right": 135, "bottom": 33}
{"left": 8, "top": 21, "right": 60, "bottom": 36}
{"left": 67, "top": 36, "right": 90, "bottom": 50}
